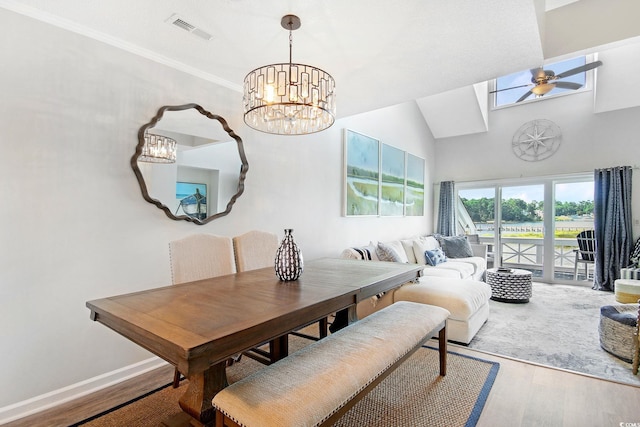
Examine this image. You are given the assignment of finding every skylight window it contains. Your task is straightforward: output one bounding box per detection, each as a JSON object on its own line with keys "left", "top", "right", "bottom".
{"left": 492, "top": 56, "right": 593, "bottom": 108}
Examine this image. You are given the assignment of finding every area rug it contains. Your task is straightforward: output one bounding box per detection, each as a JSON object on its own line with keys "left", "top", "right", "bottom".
{"left": 75, "top": 346, "right": 499, "bottom": 427}
{"left": 468, "top": 281, "right": 640, "bottom": 386}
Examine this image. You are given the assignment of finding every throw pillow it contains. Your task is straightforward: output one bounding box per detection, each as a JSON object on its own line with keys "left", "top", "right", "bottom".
{"left": 376, "top": 242, "right": 404, "bottom": 263}
{"left": 425, "top": 247, "right": 447, "bottom": 266}
{"left": 382, "top": 240, "right": 410, "bottom": 263}
{"left": 401, "top": 239, "right": 418, "bottom": 264}
{"left": 439, "top": 235, "right": 474, "bottom": 258}
{"left": 412, "top": 236, "right": 439, "bottom": 264}
{"left": 341, "top": 247, "right": 373, "bottom": 260}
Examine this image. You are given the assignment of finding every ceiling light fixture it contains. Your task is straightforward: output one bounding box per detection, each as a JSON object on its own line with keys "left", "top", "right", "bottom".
{"left": 243, "top": 14, "right": 336, "bottom": 135}
{"left": 530, "top": 83, "right": 555, "bottom": 96}
{"left": 139, "top": 133, "right": 177, "bottom": 163}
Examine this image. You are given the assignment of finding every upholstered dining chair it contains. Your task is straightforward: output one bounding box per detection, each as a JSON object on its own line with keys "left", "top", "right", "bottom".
{"left": 634, "top": 300, "right": 640, "bottom": 376}
{"left": 169, "top": 234, "right": 236, "bottom": 387}
{"left": 574, "top": 230, "right": 596, "bottom": 280}
{"left": 233, "top": 230, "right": 329, "bottom": 364}
{"left": 233, "top": 230, "right": 280, "bottom": 273}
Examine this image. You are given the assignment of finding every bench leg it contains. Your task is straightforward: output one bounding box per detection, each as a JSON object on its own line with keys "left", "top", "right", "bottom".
{"left": 216, "top": 409, "right": 241, "bottom": 427}
{"left": 439, "top": 326, "right": 447, "bottom": 376}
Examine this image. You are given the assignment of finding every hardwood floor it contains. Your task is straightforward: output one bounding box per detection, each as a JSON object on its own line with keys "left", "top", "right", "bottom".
{"left": 8, "top": 345, "right": 640, "bottom": 427}
{"left": 451, "top": 345, "right": 640, "bottom": 427}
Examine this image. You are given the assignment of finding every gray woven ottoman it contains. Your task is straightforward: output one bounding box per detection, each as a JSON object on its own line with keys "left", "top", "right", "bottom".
{"left": 599, "top": 304, "right": 638, "bottom": 363}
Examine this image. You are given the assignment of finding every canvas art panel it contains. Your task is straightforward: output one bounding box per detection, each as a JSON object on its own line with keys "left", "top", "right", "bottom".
{"left": 344, "top": 129, "right": 380, "bottom": 216}
{"left": 380, "top": 143, "right": 405, "bottom": 216}
{"left": 405, "top": 153, "right": 425, "bottom": 216}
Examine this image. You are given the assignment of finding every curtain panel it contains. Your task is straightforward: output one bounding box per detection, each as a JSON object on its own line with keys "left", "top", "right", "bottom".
{"left": 593, "top": 166, "right": 633, "bottom": 291}
{"left": 437, "top": 181, "right": 456, "bottom": 236}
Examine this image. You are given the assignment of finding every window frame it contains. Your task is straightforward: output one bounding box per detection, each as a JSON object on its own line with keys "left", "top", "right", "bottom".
{"left": 489, "top": 54, "right": 598, "bottom": 110}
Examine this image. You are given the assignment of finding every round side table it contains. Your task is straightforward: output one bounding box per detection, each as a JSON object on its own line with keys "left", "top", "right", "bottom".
{"left": 486, "top": 268, "right": 533, "bottom": 303}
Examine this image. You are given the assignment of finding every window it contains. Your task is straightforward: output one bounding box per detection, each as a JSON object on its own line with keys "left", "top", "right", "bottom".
{"left": 492, "top": 55, "right": 595, "bottom": 108}
{"left": 457, "top": 174, "right": 594, "bottom": 284}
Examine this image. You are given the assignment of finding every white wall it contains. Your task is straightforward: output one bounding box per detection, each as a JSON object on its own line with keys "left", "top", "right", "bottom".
{"left": 433, "top": 88, "right": 640, "bottom": 237}
{"left": 0, "top": 9, "right": 435, "bottom": 416}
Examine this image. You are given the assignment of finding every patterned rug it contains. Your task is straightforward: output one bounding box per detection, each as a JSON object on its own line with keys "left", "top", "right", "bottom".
{"left": 75, "top": 346, "right": 499, "bottom": 427}
{"left": 468, "top": 281, "right": 640, "bottom": 386}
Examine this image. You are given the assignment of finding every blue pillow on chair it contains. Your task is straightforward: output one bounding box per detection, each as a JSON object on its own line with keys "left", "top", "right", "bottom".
{"left": 425, "top": 247, "right": 447, "bottom": 266}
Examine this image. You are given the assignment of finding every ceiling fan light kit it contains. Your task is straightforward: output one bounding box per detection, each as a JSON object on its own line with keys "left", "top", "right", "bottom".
{"left": 243, "top": 14, "right": 336, "bottom": 135}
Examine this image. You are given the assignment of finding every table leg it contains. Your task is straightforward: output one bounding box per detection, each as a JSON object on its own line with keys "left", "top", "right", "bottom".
{"left": 178, "top": 361, "right": 227, "bottom": 426}
{"left": 269, "top": 334, "right": 289, "bottom": 362}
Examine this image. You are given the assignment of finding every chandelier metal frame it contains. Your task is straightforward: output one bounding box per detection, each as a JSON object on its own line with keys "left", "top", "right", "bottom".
{"left": 243, "top": 15, "right": 336, "bottom": 135}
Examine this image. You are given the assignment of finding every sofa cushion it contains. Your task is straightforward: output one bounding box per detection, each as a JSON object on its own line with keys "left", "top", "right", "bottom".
{"left": 420, "top": 267, "right": 462, "bottom": 279}
{"left": 394, "top": 278, "right": 492, "bottom": 321}
{"left": 451, "top": 256, "right": 487, "bottom": 276}
{"left": 401, "top": 239, "right": 418, "bottom": 264}
{"left": 439, "top": 235, "right": 474, "bottom": 258}
{"left": 433, "top": 261, "right": 475, "bottom": 279}
{"left": 425, "top": 247, "right": 447, "bottom": 266}
{"left": 376, "top": 242, "right": 406, "bottom": 263}
{"left": 413, "top": 236, "right": 440, "bottom": 264}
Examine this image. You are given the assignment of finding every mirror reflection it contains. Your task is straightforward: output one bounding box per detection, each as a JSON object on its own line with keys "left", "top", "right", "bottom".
{"left": 131, "top": 104, "right": 248, "bottom": 224}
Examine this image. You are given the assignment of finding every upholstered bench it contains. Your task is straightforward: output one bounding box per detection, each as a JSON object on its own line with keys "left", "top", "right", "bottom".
{"left": 599, "top": 304, "right": 638, "bottom": 362}
{"left": 615, "top": 279, "right": 640, "bottom": 303}
{"left": 213, "top": 301, "right": 450, "bottom": 427}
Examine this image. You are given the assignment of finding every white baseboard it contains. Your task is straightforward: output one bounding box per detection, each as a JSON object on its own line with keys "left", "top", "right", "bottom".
{"left": 0, "top": 357, "right": 168, "bottom": 425}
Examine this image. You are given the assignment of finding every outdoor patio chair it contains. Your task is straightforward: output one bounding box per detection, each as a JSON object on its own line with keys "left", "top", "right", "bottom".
{"left": 574, "top": 230, "right": 596, "bottom": 280}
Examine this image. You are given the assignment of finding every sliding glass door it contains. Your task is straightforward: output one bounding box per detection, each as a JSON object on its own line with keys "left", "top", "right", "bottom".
{"left": 499, "top": 184, "right": 545, "bottom": 277}
{"left": 457, "top": 174, "right": 594, "bottom": 284}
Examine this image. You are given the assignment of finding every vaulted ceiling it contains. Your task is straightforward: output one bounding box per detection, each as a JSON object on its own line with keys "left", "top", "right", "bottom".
{"left": 2, "top": 0, "right": 639, "bottom": 124}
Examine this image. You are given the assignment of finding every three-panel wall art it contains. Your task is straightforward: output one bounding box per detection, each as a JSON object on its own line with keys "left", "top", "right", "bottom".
{"left": 343, "top": 129, "right": 425, "bottom": 217}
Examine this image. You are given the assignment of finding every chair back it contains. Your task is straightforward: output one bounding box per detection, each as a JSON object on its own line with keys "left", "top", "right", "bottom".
{"left": 233, "top": 230, "right": 279, "bottom": 272}
{"left": 169, "top": 234, "right": 236, "bottom": 284}
{"left": 576, "top": 230, "right": 596, "bottom": 262}
{"left": 466, "top": 234, "right": 480, "bottom": 244}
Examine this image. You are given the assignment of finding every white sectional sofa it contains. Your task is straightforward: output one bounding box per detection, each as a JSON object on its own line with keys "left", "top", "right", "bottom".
{"left": 341, "top": 235, "right": 492, "bottom": 344}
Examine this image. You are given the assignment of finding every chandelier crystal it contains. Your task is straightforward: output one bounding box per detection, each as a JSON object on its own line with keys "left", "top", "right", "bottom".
{"left": 243, "top": 15, "right": 336, "bottom": 135}
{"left": 139, "top": 133, "right": 177, "bottom": 163}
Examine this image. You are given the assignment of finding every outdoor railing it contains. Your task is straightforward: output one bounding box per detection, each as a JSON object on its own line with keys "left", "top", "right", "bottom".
{"left": 479, "top": 236, "right": 586, "bottom": 279}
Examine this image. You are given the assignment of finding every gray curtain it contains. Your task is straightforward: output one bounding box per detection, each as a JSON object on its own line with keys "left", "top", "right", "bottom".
{"left": 437, "top": 181, "right": 456, "bottom": 236}
{"left": 593, "top": 166, "right": 633, "bottom": 291}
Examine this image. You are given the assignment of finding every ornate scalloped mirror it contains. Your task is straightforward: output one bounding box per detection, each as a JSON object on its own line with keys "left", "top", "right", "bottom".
{"left": 131, "top": 104, "right": 249, "bottom": 224}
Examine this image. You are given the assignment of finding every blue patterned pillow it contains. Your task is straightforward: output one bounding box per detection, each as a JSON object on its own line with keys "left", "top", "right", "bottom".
{"left": 425, "top": 247, "right": 447, "bottom": 266}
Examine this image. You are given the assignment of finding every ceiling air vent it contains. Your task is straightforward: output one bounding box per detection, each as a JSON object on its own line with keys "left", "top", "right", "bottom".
{"left": 165, "top": 14, "right": 213, "bottom": 41}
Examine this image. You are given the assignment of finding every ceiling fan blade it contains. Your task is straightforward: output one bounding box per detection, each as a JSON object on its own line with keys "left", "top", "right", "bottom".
{"left": 555, "top": 60, "right": 603, "bottom": 79}
{"left": 489, "top": 83, "right": 531, "bottom": 94}
{"left": 554, "top": 81, "right": 583, "bottom": 90}
{"left": 516, "top": 90, "right": 533, "bottom": 103}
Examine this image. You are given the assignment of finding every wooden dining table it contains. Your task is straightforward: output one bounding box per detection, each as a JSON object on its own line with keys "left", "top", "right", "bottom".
{"left": 86, "top": 258, "right": 423, "bottom": 426}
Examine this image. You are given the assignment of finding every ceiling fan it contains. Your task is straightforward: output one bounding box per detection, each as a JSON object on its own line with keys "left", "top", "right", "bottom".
{"left": 492, "top": 60, "right": 603, "bottom": 102}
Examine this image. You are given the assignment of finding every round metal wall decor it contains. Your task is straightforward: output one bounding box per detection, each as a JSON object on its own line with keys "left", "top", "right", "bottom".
{"left": 512, "top": 119, "right": 561, "bottom": 161}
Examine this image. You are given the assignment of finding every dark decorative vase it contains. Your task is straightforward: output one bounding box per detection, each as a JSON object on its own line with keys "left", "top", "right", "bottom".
{"left": 275, "top": 229, "right": 304, "bottom": 281}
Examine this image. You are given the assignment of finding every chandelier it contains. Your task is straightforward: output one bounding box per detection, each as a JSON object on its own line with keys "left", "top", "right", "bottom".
{"left": 139, "top": 133, "right": 177, "bottom": 163}
{"left": 243, "top": 15, "right": 336, "bottom": 135}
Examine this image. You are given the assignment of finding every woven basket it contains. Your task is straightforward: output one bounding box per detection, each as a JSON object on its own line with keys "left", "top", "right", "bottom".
{"left": 599, "top": 304, "right": 638, "bottom": 363}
